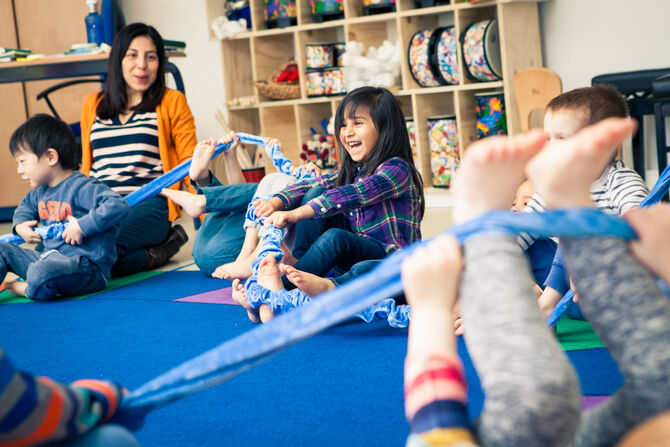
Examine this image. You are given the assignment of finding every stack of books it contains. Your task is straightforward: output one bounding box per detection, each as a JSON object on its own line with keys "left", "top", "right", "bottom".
{"left": 0, "top": 47, "right": 31, "bottom": 62}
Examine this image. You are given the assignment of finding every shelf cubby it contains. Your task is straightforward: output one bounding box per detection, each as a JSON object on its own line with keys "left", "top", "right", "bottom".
{"left": 210, "top": 0, "right": 544, "bottom": 186}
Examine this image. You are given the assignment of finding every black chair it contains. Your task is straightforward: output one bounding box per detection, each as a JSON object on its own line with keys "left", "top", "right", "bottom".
{"left": 592, "top": 68, "right": 670, "bottom": 181}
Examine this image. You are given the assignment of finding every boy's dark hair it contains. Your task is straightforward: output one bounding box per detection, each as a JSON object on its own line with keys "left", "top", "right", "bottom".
{"left": 9, "top": 114, "right": 79, "bottom": 170}
{"left": 96, "top": 22, "right": 166, "bottom": 119}
{"left": 334, "top": 86, "right": 425, "bottom": 217}
{"left": 546, "top": 84, "right": 629, "bottom": 126}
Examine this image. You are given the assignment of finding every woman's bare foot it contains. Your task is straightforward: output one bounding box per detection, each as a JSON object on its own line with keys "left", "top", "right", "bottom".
{"left": 451, "top": 131, "right": 547, "bottom": 224}
{"left": 5, "top": 281, "right": 27, "bottom": 297}
{"left": 279, "top": 263, "right": 335, "bottom": 297}
{"left": 526, "top": 117, "right": 637, "bottom": 209}
{"left": 256, "top": 256, "right": 284, "bottom": 323}
{"left": 212, "top": 257, "right": 254, "bottom": 280}
{"left": 231, "top": 278, "right": 260, "bottom": 323}
{"left": 161, "top": 189, "right": 206, "bottom": 218}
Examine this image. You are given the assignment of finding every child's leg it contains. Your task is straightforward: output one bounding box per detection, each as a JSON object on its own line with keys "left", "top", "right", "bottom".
{"left": 25, "top": 252, "right": 107, "bottom": 300}
{"left": 526, "top": 117, "right": 670, "bottom": 446}
{"left": 0, "top": 242, "right": 40, "bottom": 283}
{"left": 281, "top": 228, "right": 387, "bottom": 289}
{"left": 453, "top": 132, "right": 581, "bottom": 446}
{"left": 212, "top": 230, "right": 261, "bottom": 280}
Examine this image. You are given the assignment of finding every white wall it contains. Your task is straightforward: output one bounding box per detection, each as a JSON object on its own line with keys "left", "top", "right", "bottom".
{"left": 538, "top": 0, "right": 670, "bottom": 181}
{"left": 117, "top": 0, "right": 225, "bottom": 141}
{"left": 538, "top": 0, "right": 670, "bottom": 91}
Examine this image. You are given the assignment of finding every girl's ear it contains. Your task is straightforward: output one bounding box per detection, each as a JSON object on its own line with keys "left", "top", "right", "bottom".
{"left": 45, "top": 148, "right": 60, "bottom": 167}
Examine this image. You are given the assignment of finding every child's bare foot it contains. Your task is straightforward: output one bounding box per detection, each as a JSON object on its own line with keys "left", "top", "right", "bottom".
{"left": 190, "top": 138, "right": 218, "bottom": 185}
{"left": 526, "top": 117, "right": 637, "bottom": 209}
{"left": 161, "top": 189, "right": 206, "bottom": 218}
{"left": 279, "top": 263, "right": 335, "bottom": 297}
{"left": 5, "top": 281, "right": 27, "bottom": 297}
{"left": 231, "top": 278, "right": 260, "bottom": 323}
{"left": 279, "top": 243, "right": 298, "bottom": 266}
{"left": 256, "top": 256, "right": 284, "bottom": 322}
{"left": 212, "top": 257, "right": 254, "bottom": 280}
{"left": 452, "top": 131, "right": 547, "bottom": 224}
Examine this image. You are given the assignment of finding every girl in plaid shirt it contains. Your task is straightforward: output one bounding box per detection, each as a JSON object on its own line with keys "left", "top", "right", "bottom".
{"left": 253, "top": 86, "right": 425, "bottom": 296}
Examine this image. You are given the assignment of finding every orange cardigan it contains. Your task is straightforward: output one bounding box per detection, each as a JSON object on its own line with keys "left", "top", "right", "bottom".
{"left": 80, "top": 88, "right": 198, "bottom": 221}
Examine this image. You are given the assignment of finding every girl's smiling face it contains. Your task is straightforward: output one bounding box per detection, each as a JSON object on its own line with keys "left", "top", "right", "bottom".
{"left": 339, "top": 106, "right": 380, "bottom": 164}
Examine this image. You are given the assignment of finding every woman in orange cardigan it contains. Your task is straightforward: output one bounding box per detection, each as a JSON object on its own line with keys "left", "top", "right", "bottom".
{"left": 80, "top": 23, "right": 198, "bottom": 277}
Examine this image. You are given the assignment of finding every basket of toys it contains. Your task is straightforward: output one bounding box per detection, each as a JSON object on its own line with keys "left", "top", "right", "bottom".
{"left": 254, "top": 61, "right": 300, "bottom": 100}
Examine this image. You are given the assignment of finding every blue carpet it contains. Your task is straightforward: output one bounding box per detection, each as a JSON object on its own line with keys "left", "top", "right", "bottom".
{"left": 0, "top": 270, "right": 624, "bottom": 445}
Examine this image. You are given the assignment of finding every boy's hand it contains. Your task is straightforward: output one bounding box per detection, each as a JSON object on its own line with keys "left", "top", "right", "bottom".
{"left": 15, "top": 220, "right": 41, "bottom": 244}
{"left": 253, "top": 197, "right": 285, "bottom": 217}
{"left": 62, "top": 216, "right": 84, "bottom": 245}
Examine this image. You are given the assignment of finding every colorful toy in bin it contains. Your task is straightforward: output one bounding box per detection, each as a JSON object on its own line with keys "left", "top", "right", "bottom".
{"left": 300, "top": 132, "right": 337, "bottom": 172}
{"left": 323, "top": 68, "right": 346, "bottom": 95}
{"left": 305, "top": 44, "right": 335, "bottom": 69}
{"left": 405, "top": 118, "right": 418, "bottom": 162}
{"left": 431, "top": 26, "right": 459, "bottom": 85}
{"left": 461, "top": 18, "right": 502, "bottom": 82}
{"left": 427, "top": 115, "right": 459, "bottom": 188}
{"left": 333, "top": 42, "right": 346, "bottom": 66}
{"left": 408, "top": 30, "right": 442, "bottom": 88}
{"left": 310, "top": 0, "right": 344, "bottom": 22}
{"left": 264, "top": 0, "right": 297, "bottom": 28}
{"left": 306, "top": 70, "right": 326, "bottom": 96}
{"left": 362, "top": 0, "right": 395, "bottom": 15}
{"left": 475, "top": 90, "right": 507, "bottom": 138}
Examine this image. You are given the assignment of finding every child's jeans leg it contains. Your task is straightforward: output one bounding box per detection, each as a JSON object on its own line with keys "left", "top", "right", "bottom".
{"left": 112, "top": 196, "right": 171, "bottom": 278}
{"left": 202, "top": 182, "right": 258, "bottom": 214}
{"left": 192, "top": 183, "right": 258, "bottom": 275}
{"left": 50, "top": 424, "right": 140, "bottom": 447}
{"left": 25, "top": 252, "right": 107, "bottom": 300}
{"left": 0, "top": 242, "right": 40, "bottom": 281}
{"left": 282, "top": 228, "right": 387, "bottom": 289}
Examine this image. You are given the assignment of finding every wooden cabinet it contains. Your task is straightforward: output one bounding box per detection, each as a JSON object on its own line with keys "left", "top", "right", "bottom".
{"left": 209, "top": 0, "right": 543, "bottom": 183}
{"left": 0, "top": 0, "right": 101, "bottom": 213}
{"left": 0, "top": 0, "right": 29, "bottom": 211}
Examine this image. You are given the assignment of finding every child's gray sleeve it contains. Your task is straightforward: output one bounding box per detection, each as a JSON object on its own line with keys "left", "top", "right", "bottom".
{"left": 76, "top": 182, "right": 130, "bottom": 237}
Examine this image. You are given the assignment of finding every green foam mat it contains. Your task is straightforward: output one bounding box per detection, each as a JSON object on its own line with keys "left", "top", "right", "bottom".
{"left": 0, "top": 270, "right": 165, "bottom": 304}
{"left": 557, "top": 316, "right": 604, "bottom": 351}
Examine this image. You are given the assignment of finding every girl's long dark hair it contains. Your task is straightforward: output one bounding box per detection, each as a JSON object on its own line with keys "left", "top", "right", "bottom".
{"left": 96, "top": 22, "right": 166, "bottom": 119}
{"left": 334, "top": 86, "right": 425, "bottom": 216}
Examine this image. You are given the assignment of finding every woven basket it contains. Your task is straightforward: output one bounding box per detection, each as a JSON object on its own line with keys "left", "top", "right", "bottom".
{"left": 254, "top": 61, "right": 300, "bottom": 100}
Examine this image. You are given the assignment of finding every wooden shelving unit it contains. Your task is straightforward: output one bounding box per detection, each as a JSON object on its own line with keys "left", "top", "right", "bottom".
{"left": 206, "top": 0, "right": 543, "bottom": 182}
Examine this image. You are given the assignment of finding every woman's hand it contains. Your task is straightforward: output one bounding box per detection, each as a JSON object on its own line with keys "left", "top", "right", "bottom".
{"left": 253, "top": 197, "right": 285, "bottom": 218}
{"left": 15, "top": 220, "right": 41, "bottom": 244}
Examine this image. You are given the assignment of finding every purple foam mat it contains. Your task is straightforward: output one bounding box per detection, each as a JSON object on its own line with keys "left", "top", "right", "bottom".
{"left": 174, "top": 287, "right": 235, "bottom": 305}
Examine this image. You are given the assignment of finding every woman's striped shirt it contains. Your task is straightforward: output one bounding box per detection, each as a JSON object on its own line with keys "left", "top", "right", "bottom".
{"left": 89, "top": 110, "right": 163, "bottom": 195}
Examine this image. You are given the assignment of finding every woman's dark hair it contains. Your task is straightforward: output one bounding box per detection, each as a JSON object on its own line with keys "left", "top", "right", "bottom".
{"left": 10, "top": 114, "right": 79, "bottom": 170}
{"left": 96, "top": 22, "right": 166, "bottom": 119}
{"left": 334, "top": 86, "right": 425, "bottom": 216}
